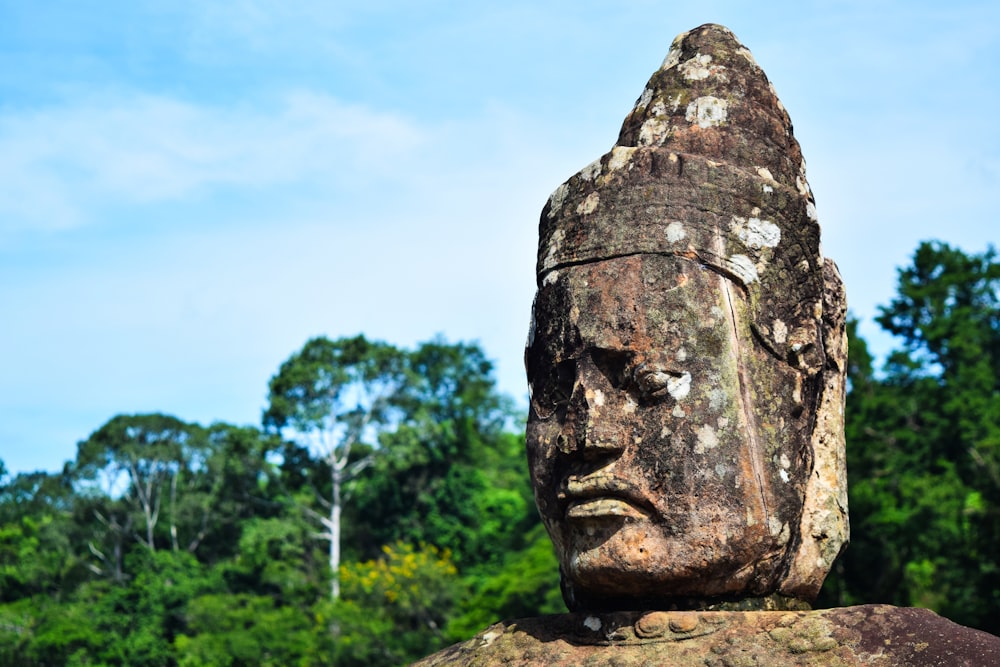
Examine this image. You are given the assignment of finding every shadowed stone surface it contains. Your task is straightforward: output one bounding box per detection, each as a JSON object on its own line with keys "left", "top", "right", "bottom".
{"left": 414, "top": 606, "right": 1000, "bottom": 666}
{"left": 525, "top": 22, "right": 847, "bottom": 609}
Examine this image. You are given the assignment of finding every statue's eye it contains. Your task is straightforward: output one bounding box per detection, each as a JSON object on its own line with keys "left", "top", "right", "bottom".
{"left": 634, "top": 367, "right": 673, "bottom": 397}
{"left": 530, "top": 359, "right": 576, "bottom": 419}
{"left": 632, "top": 364, "right": 691, "bottom": 401}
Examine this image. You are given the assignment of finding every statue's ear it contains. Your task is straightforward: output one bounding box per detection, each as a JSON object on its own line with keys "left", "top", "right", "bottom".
{"left": 821, "top": 260, "right": 848, "bottom": 363}
{"left": 780, "top": 258, "right": 850, "bottom": 601}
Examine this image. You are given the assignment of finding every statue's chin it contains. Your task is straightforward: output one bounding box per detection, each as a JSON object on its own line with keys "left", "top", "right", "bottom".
{"left": 561, "top": 517, "right": 776, "bottom": 601}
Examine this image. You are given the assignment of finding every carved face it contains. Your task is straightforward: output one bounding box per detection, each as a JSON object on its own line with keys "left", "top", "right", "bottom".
{"left": 526, "top": 253, "right": 809, "bottom": 607}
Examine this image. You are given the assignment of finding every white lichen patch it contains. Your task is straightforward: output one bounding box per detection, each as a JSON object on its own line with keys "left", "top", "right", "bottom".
{"left": 806, "top": 201, "right": 818, "bottom": 221}
{"left": 635, "top": 87, "right": 654, "bottom": 111}
{"left": 715, "top": 463, "right": 729, "bottom": 479}
{"left": 576, "top": 192, "right": 600, "bottom": 215}
{"left": 773, "top": 319, "right": 788, "bottom": 344}
{"left": 584, "top": 616, "right": 602, "bottom": 632}
{"left": 685, "top": 96, "right": 728, "bottom": 128}
{"left": 542, "top": 269, "right": 560, "bottom": 287}
{"left": 731, "top": 215, "right": 781, "bottom": 249}
{"left": 695, "top": 424, "right": 719, "bottom": 454}
{"left": 756, "top": 168, "right": 776, "bottom": 194}
{"left": 607, "top": 146, "right": 636, "bottom": 173}
{"left": 623, "top": 396, "right": 638, "bottom": 414}
{"left": 665, "top": 221, "right": 687, "bottom": 243}
{"left": 547, "top": 183, "right": 569, "bottom": 219}
{"left": 580, "top": 158, "right": 602, "bottom": 182}
{"left": 480, "top": 629, "right": 502, "bottom": 647}
{"left": 660, "top": 34, "right": 688, "bottom": 70}
{"left": 589, "top": 388, "right": 605, "bottom": 407}
{"left": 779, "top": 469, "right": 790, "bottom": 483}
{"left": 672, "top": 405, "right": 686, "bottom": 419}
{"left": 676, "top": 346, "right": 687, "bottom": 362}
{"left": 679, "top": 53, "right": 723, "bottom": 81}
{"left": 736, "top": 46, "right": 760, "bottom": 69}
{"left": 638, "top": 117, "right": 670, "bottom": 146}
{"left": 667, "top": 372, "right": 692, "bottom": 400}
{"left": 727, "top": 254, "right": 759, "bottom": 284}
{"left": 543, "top": 228, "right": 565, "bottom": 271}
{"left": 709, "top": 388, "right": 727, "bottom": 411}
{"left": 795, "top": 160, "right": 811, "bottom": 197}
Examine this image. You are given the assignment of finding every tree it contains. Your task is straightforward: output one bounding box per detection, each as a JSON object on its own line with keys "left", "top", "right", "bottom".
{"left": 333, "top": 542, "right": 461, "bottom": 666}
{"left": 74, "top": 414, "right": 208, "bottom": 556}
{"left": 820, "top": 242, "right": 1000, "bottom": 631}
{"left": 263, "top": 335, "right": 409, "bottom": 600}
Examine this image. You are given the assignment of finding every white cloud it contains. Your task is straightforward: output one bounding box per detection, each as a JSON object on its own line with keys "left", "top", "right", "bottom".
{"left": 0, "top": 90, "right": 426, "bottom": 236}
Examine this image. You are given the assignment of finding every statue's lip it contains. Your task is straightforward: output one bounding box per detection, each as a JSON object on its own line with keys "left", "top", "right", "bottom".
{"left": 560, "top": 474, "right": 653, "bottom": 519}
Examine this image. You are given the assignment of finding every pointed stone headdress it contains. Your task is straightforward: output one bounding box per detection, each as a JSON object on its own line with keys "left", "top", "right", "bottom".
{"left": 535, "top": 24, "right": 848, "bottom": 601}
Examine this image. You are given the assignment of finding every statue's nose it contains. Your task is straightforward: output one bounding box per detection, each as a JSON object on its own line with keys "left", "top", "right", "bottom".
{"left": 568, "top": 362, "right": 625, "bottom": 459}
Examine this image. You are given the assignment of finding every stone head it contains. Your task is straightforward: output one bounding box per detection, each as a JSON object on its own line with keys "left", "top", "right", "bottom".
{"left": 525, "top": 24, "right": 848, "bottom": 611}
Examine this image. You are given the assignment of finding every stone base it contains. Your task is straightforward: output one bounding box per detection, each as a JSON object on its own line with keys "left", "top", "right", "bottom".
{"left": 414, "top": 605, "right": 1000, "bottom": 666}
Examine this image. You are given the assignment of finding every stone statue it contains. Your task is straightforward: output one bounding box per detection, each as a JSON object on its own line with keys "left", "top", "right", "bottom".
{"left": 415, "top": 23, "right": 1000, "bottom": 666}
{"left": 525, "top": 22, "right": 847, "bottom": 611}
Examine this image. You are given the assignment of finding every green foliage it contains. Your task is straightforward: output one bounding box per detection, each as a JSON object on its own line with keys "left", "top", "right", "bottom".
{"left": 448, "top": 523, "right": 565, "bottom": 640}
{"left": 175, "top": 594, "right": 324, "bottom": 667}
{"left": 820, "top": 242, "right": 1000, "bottom": 632}
{"left": 333, "top": 542, "right": 459, "bottom": 666}
{"left": 0, "top": 334, "right": 557, "bottom": 665}
{"left": 263, "top": 335, "right": 408, "bottom": 442}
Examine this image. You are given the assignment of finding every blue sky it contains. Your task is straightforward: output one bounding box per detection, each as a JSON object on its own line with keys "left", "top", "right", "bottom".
{"left": 2, "top": 1, "right": 998, "bottom": 475}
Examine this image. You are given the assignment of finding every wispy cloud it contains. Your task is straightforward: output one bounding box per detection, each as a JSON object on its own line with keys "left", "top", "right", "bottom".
{"left": 0, "top": 91, "right": 426, "bottom": 236}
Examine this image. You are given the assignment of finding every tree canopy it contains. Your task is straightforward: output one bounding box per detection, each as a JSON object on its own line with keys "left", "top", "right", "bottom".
{"left": 0, "top": 336, "right": 561, "bottom": 666}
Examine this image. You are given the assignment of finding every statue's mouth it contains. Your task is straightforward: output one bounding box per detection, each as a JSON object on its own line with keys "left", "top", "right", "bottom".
{"left": 566, "top": 497, "right": 649, "bottom": 519}
{"left": 560, "top": 473, "right": 653, "bottom": 519}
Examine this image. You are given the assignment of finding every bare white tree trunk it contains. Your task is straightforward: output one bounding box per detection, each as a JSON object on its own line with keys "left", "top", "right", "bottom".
{"left": 330, "top": 462, "right": 343, "bottom": 600}
{"left": 128, "top": 459, "right": 161, "bottom": 552}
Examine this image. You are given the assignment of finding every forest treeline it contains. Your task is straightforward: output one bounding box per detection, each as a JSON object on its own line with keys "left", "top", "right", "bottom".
{"left": 1, "top": 240, "right": 998, "bottom": 665}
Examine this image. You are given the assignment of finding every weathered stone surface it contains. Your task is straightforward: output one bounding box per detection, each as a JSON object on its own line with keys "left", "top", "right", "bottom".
{"left": 525, "top": 22, "right": 847, "bottom": 609}
{"left": 413, "top": 606, "right": 1000, "bottom": 666}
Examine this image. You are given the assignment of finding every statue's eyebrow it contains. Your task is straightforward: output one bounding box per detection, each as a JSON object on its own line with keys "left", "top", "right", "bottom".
{"left": 539, "top": 250, "right": 753, "bottom": 292}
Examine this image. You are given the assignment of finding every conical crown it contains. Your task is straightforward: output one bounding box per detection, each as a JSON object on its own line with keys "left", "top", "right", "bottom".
{"left": 537, "top": 23, "right": 824, "bottom": 372}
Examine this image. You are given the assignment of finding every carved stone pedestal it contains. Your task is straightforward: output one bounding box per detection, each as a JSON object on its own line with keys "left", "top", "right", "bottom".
{"left": 415, "top": 606, "right": 1000, "bottom": 666}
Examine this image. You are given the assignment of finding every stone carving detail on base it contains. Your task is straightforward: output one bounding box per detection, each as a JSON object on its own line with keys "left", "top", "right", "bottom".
{"left": 415, "top": 606, "right": 1000, "bottom": 666}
